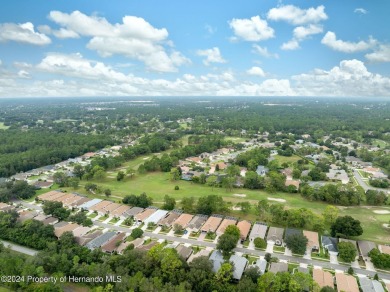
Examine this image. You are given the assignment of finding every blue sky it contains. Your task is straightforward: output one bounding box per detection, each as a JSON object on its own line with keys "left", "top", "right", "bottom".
{"left": 0, "top": 0, "right": 389, "bottom": 97}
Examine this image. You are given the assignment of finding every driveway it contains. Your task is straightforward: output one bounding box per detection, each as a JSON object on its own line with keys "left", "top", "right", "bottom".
{"left": 330, "top": 254, "right": 339, "bottom": 264}
{"left": 266, "top": 241, "right": 274, "bottom": 253}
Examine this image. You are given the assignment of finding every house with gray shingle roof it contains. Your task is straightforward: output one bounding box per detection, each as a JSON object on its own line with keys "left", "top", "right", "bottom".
{"left": 229, "top": 254, "right": 248, "bottom": 281}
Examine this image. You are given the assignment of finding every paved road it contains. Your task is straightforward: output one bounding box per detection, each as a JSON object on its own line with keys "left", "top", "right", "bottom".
{"left": 352, "top": 169, "right": 386, "bottom": 192}
{"left": 0, "top": 239, "right": 38, "bottom": 256}
{"left": 14, "top": 201, "right": 390, "bottom": 281}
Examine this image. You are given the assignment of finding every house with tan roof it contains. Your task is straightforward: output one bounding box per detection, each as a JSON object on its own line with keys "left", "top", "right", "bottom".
{"left": 216, "top": 217, "right": 237, "bottom": 236}
{"left": 37, "top": 190, "right": 63, "bottom": 201}
{"left": 335, "top": 273, "right": 359, "bottom": 292}
{"left": 201, "top": 215, "right": 223, "bottom": 233}
{"left": 44, "top": 191, "right": 68, "bottom": 202}
{"left": 75, "top": 230, "right": 102, "bottom": 246}
{"left": 124, "top": 207, "right": 144, "bottom": 218}
{"left": 71, "top": 197, "right": 91, "bottom": 207}
{"left": 285, "top": 179, "right": 300, "bottom": 190}
{"left": 378, "top": 244, "right": 390, "bottom": 255}
{"left": 110, "top": 205, "right": 131, "bottom": 218}
{"left": 104, "top": 202, "right": 123, "bottom": 214}
{"left": 173, "top": 213, "right": 193, "bottom": 229}
{"left": 313, "top": 269, "right": 334, "bottom": 289}
{"left": 135, "top": 207, "right": 157, "bottom": 222}
{"left": 236, "top": 220, "right": 251, "bottom": 242}
{"left": 89, "top": 200, "right": 113, "bottom": 214}
{"left": 54, "top": 223, "right": 80, "bottom": 238}
{"left": 303, "top": 230, "right": 319, "bottom": 252}
{"left": 72, "top": 226, "right": 92, "bottom": 237}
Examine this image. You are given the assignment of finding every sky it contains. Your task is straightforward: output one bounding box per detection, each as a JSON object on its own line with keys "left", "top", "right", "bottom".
{"left": 0, "top": 0, "right": 389, "bottom": 98}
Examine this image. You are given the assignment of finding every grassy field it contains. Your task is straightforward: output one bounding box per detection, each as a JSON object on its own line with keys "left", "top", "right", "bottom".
{"left": 0, "top": 122, "right": 10, "bottom": 130}
{"left": 225, "top": 136, "right": 247, "bottom": 143}
{"left": 273, "top": 155, "right": 301, "bottom": 165}
{"left": 372, "top": 139, "right": 389, "bottom": 148}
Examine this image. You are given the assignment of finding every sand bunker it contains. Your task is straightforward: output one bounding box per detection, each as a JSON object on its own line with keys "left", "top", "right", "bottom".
{"left": 143, "top": 157, "right": 149, "bottom": 160}
{"left": 374, "top": 210, "right": 390, "bottom": 214}
{"left": 233, "top": 194, "right": 247, "bottom": 198}
{"left": 268, "top": 197, "right": 286, "bottom": 203}
{"left": 232, "top": 206, "right": 242, "bottom": 211}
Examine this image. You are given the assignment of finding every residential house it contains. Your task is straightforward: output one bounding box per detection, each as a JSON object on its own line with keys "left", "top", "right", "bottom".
{"left": 187, "top": 249, "right": 210, "bottom": 263}
{"left": 176, "top": 245, "right": 193, "bottom": 261}
{"left": 129, "top": 238, "right": 144, "bottom": 249}
{"left": 116, "top": 242, "right": 131, "bottom": 254}
{"left": 378, "top": 244, "right": 390, "bottom": 255}
{"left": 110, "top": 205, "right": 131, "bottom": 219}
{"left": 209, "top": 250, "right": 224, "bottom": 273}
{"left": 135, "top": 207, "right": 158, "bottom": 223}
{"left": 37, "top": 190, "right": 64, "bottom": 201}
{"left": 313, "top": 269, "right": 334, "bottom": 289}
{"left": 173, "top": 213, "right": 193, "bottom": 229}
{"left": 101, "top": 233, "right": 126, "bottom": 254}
{"left": 236, "top": 220, "right": 251, "bottom": 242}
{"left": 249, "top": 223, "right": 268, "bottom": 241}
{"left": 229, "top": 254, "right": 248, "bottom": 281}
{"left": 326, "top": 169, "right": 349, "bottom": 184}
{"left": 79, "top": 198, "right": 102, "bottom": 210}
{"left": 253, "top": 258, "right": 267, "bottom": 274}
{"left": 303, "top": 230, "right": 319, "bottom": 252}
{"left": 359, "top": 278, "right": 385, "bottom": 292}
{"left": 285, "top": 179, "right": 300, "bottom": 190}
{"left": 17, "top": 210, "right": 38, "bottom": 223}
{"left": 267, "top": 227, "right": 284, "bottom": 246}
{"left": 158, "top": 210, "right": 182, "bottom": 227}
{"left": 42, "top": 216, "right": 59, "bottom": 225}
{"left": 256, "top": 165, "right": 269, "bottom": 176}
{"left": 54, "top": 223, "right": 80, "bottom": 238}
{"left": 33, "top": 181, "right": 53, "bottom": 189}
{"left": 71, "top": 197, "right": 91, "bottom": 208}
{"left": 201, "top": 215, "right": 223, "bottom": 233}
{"left": 269, "top": 262, "right": 288, "bottom": 273}
{"left": 137, "top": 241, "right": 158, "bottom": 252}
{"left": 216, "top": 217, "right": 237, "bottom": 236}
{"left": 124, "top": 207, "right": 144, "bottom": 218}
{"left": 85, "top": 231, "right": 117, "bottom": 250}
{"left": 358, "top": 240, "right": 377, "bottom": 260}
{"left": 72, "top": 226, "right": 92, "bottom": 238}
{"left": 322, "top": 236, "right": 339, "bottom": 255}
{"left": 143, "top": 209, "right": 169, "bottom": 226}
{"left": 104, "top": 203, "right": 123, "bottom": 215}
{"left": 89, "top": 200, "right": 114, "bottom": 215}
{"left": 75, "top": 230, "right": 102, "bottom": 246}
{"left": 0, "top": 203, "right": 15, "bottom": 212}
{"left": 188, "top": 214, "right": 208, "bottom": 232}
{"left": 335, "top": 273, "right": 359, "bottom": 292}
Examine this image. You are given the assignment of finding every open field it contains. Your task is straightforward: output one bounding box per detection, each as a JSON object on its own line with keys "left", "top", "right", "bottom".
{"left": 372, "top": 139, "right": 389, "bottom": 148}
{"left": 273, "top": 154, "right": 301, "bottom": 164}
{"left": 225, "top": 136, "right": 247, "bottom": 143}
{"left": 0, "top": 122, "right": 10, "bottom": 130}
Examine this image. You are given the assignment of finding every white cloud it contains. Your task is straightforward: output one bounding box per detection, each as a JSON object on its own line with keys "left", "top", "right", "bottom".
{"left": 365, "top": 44, "right": 390, "bottom": 62}
{"left": 321, "top": 31, "right": 377, "bottom": 53}
{"left": 281, "top": 39, "right": 300, "bottom": 50}
{"left": 293, "top": 24, "right": 323, "bottom": 40}
{"left": 47, "top": 11, "right": 189, "bottom": 72}
{"left": 197, "top": 47, "right": 226, "bottom": 66}
{"left": 267, "top": 5, "right": 327, "bottom": 25}
{"left": 229, "top": 16, "right": 274, "bottom": 41}
{"left": 292, "top": 59, "right": 390, "bottom": 96}
{"left": 0, "top": 22, "right": 51, "bottom": 45}
{"left": 354, "top": 8, "right": 367, "bottom": 14}
{"left": 252, "top": 44, "right": 279, "bottom": 59}
{"left": 247, "top": 66, "right": 265, "bottom": 77}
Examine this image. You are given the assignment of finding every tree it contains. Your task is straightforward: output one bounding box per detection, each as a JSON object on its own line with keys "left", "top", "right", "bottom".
{"left": 53, "top": 172, "right": 68, "bottom": 187}
{"left": 215, "top": 164, "right": 220, "bottom": 172}
{"left": 170, "top": 167, "right": 181, "bottom": 181}
{"left": 320, "top": 286, "right": 336, "bottom": 292}
{"left": 236, "top": 201, "right": 251, "bottom": 214}
{"left": 162, "top": 195, "right": 176, "bottom": 210}
{"left": 84, "top": 182, "right": 97, "bottom": 193}
{"left": 264, "top": 253, "right": 272, "bottom": 263}
{"left": 207, "top": 175, "right": 218, "bottom": 191}
{"left": 217, "top": 234, "right": 238, "bottom": 256}
{"left": 224, "top": 225, "right": 240, "bottom": 239}
{"left": 73, "top": 164, "right": 85, "bottom": 180}
{"left": 254, "top": 237, "right": 267, "bottom": 249}
{"left": 131, "top": 228, "right": 144, "bottom": 239}
{"left": 116, "top": 171, "right": 125, "bottom": 181}
{"left": 187, "top": 256, "right": 214, "bottom": 292}
{"left": 215, "top": 262, "right": 233, "bottom": 283}
{"left": 181, "top": 196, "right": 195, "bottom": 213}
{"left": 68, "top": 177, "right": 80, "bottom": 189}
{"left": 285, "top": 233, "right": 308, "bottom": 255}
{"left": 338, "top": 242, "right": 357, "bottom": 263}
{"left": 322, "top": 205, "right": 339, "bottom": 225}
{"left": 104, "top": 188, "right": 111, "bottom": 197}
{"left": 173, "top": 223, "right": 184, "bottom": 235}
{"left": 331, "top": 216, "right": 363, "bottom": 238}
{"left": 243, "top": 266, "right": 262, "bottom": 282}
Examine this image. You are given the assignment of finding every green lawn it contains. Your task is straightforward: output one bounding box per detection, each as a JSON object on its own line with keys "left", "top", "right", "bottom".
{"left": 273, "top": 155, "right": 301, "bottom": 165}
{"left": 225, "top": 136, "right": 247, "bottom": 143}
{"left": 0, "top": 122, "right": 10, "bottom": 130}
{"left": 372, "top": 139, "right": 388, "bottom": 148}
